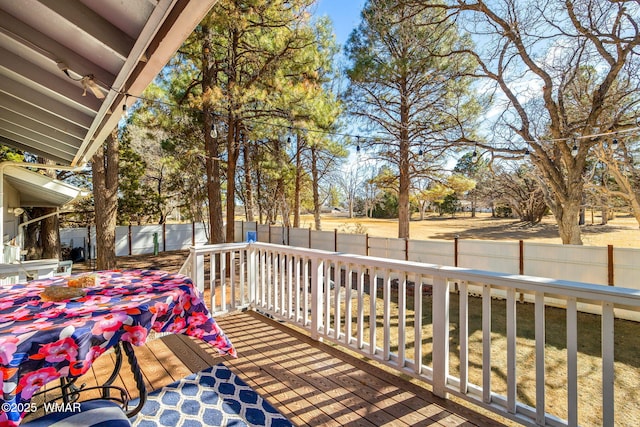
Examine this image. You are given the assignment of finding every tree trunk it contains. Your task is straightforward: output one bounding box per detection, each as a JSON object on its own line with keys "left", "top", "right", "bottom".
{"left": 554, "top": 199, "right": 583, "bottom": 245}
{"left": 92, "top": 131, "right": 119, "bottom": 270}
{"left": 397, "top": 80, "right": 410, "bottom": 239}
{"left": 293, "top": 134, "right": 301, "bottom": 228}
{"left": 243, "top": 139, "right": 254, "bottom": 222}
{"left": 38, "top": 160, "right": 61, "bottom": 259}
{"left": 311, "top": 145, "right": 321, "bottom": 231}
{"left": 226, "top": 115, "right": 239, "bottom": 243}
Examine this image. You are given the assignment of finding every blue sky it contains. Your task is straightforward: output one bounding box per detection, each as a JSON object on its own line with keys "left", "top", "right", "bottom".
{"left": 312, "top": 0, "right": 365, "bottom": 48}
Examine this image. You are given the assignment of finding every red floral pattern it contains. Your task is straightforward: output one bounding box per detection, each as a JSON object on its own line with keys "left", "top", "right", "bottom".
{"left": 0, "top": 269, "right": 235, "bottom": 426}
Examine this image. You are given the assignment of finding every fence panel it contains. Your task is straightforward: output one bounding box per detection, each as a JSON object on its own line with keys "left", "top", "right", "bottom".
{"left": 458, "top": 240, "right": 520, "bottom": 274}
{"left": 194, "top": 222, "right": 209, "bottom": 245}
{"left": 256, "top": 224, "right": 270, "bottom": 242}
{"left": 525, "top": 243, "right": 608, "bottom": 285}
{"left": 165, "top": 224, "right": 193, "bottom": 251}
{"left": 269, "top": 226, "right": 286, "bottom": 245}
{"left": 368, "top": 237, "right": 405, "bottom": 260}
{"left": 130, "top": 225, "right": 162, "bottom": 255}
{"left": 115, "top": 227, "right": 129, "bottom": 256}
{"left": 408, "top": 239, "right": 454, "bottom": 266}
{"left": 290, "top": 228, "right": 310, "bottom": 248}
{"left": 310, "top": 230, "right": 334, "bottom": 251}
{"left": 336, "top": 233, "right": 367, "bottom": 255}
{"left": 612, "top": 247, "right": 640, "bottom": 290}
{"left": 60, "top": 228, "right": 87, "bottom": 249}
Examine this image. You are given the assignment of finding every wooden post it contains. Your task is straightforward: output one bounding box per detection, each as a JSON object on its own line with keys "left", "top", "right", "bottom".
{"left": 454, "top": 236, "right": 459, "bottom": 267}
{"left": 128, "top": 224, "right": 132, "bottom": 256}
{"left": 366, "top": 233, "right": 369, "bottom": 256}
{"left": 287, "top": 226, "right": 291, "bottom": 245}
{"left": 334, "top": 229, "right": 338, "bottom": 252}
{"left": 308, "top": 226, "right": 312, "bottom": 248}
{"left": 191, "top": 221, "right": 195, "bottom": 246}
{"left": 608, "top": 245, "right": 614, "bottom": 286}
{"left": 519, "top": 240, "right": 525, "bottom": 303}
{"left": 162, "top": 223, "right": 166, "bottom": 252}
{"left": 519, "top": 240, "right": 524, "bottom": 275}
{"left": 241, "top": 221, "right": 244, "bottom": 243}
{"left": 268, "top": 224, "right": 272, "bottom": 243}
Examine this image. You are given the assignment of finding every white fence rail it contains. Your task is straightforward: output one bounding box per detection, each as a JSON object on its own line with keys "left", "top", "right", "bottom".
{"left": 61, "top": 221, "right": 640, "bottom": 292}
{"left": 187, "top": 242, "right": 640, "bottom": 427}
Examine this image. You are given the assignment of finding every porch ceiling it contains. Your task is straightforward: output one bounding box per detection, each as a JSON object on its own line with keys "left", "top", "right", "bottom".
{"left": 0, "top": 0, "right": 216, "bottom": 166}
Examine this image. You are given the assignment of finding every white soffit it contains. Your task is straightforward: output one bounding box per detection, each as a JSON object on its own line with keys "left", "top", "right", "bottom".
{"left": 3, "top": 165, "right": 87, "bottom": 207}
{"left": 0, "top": 0, "right": 217, "bottom": 166}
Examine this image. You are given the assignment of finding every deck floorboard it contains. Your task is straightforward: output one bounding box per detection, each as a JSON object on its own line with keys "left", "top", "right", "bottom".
{"left": 26, "top": 310, "right": 511, "bottom": 426}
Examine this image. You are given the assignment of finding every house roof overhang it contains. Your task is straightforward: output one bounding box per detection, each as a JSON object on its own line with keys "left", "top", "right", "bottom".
{"left": 0, "top": 0, "right": 216, "bottom": 166}
{"left": 3, "top": 165, "right": 88, "bottom": 207}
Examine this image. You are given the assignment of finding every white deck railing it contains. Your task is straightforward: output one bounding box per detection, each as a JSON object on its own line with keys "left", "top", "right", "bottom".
{"left": 185, "top": 242, "right": 640, "bottom": 427}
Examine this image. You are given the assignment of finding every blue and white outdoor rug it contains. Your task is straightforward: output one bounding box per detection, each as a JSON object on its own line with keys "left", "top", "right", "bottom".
{"left": 130, "top": 364, "right": 293, "bottom": 427}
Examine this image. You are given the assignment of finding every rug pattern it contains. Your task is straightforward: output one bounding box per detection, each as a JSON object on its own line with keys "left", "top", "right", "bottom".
{"left": 130, "top": 364, "right": 292, "bottom": 427}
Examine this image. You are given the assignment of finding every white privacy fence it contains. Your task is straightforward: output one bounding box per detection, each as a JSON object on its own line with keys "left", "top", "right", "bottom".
{"left": 184, "top": 242, "right": 640, "bottom": 427}
{"left": 62, "top": 221, "right": 639, "bottom": 291}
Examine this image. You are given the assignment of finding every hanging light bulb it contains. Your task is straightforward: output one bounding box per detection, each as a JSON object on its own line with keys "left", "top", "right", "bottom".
{"left": 524, "top": 147, "right": 530, "bottom": 156}
{"left": 471, "top": 145, "right": 478, "bottom": 163}
{"left": 210, "top": 123, "right": 217, "bottom": 139}
{"left": 121, "top": 95, "right": 129, "bottom": 120}
{"left": 356, "top": 136, "right": 361, "bottom": 153}
{"left": 418, "top": 148, "right": 423, "bottom": 157}
{"left": 571, "top": 138, "right": 578, "bottom": 156}
{"left": 611, "top": 138, "right": 618, "bottom": 150}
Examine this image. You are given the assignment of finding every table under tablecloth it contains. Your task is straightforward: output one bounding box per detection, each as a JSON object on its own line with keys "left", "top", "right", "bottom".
{"left": 0, "top": 269, "right": 235, "bottom": 426}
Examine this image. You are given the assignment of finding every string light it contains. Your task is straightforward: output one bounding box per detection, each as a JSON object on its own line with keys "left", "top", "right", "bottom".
{"left": 114, "top": 91, "right": 640, "bottom": 154}
{"left": 611, "top": 138, "right": 618, "bottom": 150}
{"left": 121, "top": 95, "right": 129, "bottom": 120}
{"left": 471, "top": 144, "right": 478, "bottom": 163}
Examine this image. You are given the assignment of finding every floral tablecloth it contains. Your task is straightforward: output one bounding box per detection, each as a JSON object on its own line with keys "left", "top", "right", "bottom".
{"left": 0, "top": 269, "right": 236, "bottom": 426}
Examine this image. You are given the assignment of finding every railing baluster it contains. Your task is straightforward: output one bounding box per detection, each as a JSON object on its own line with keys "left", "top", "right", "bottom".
{"left": 295, "top": 256, "right": 301, "bottom": 323}
{"left": 210, "top": 252, "right": 216, "bottom": 311}
{"left": 602, "top": 302, "right": 615, "bottom": 426}
{"left": 383, "top": 268, "right": 391, "bottom": 360}
{"left": 324, "top": 259, "right": 331, "bottom": 336}
{"left": 357, "top": 264, "right": 365, "bottom": 350}
{"left": 459, "top": 281, "right": 469, "bottom": 394}
{"left": 239, "top": 249, "right": 245, "bottom": 307}
{"left": 280, "top": 252, "right": 286, "bottom": 316}
{"left": 398, "top": 273, "right": 406, "bottom": 368}
{"left": 303, "top": 257, "right": 309, "bottom": 326}
{"left": 335, "top": 262, "right": 342, "bottom": 340}
{"left": 344, "top": 264, "right": 353, "bottom": 346}
{"left": 567, "top": 297, "right": 578, "bottom": 427}
{"left": 220, "top": 250, "right": 226, "bottom": 312}
{"left": 414, "top": 273, "right": 422, "bottom": 375}
{"left": 369, "top": 268, "right": 377, "bottom": 357}
{"left": 506, "top": 287, "right": 516, "bottom": 413}
{"left": 482, "top": 284, "right": 491, "bottom": 403}
{"left": 287, "top": 252, "right": 293, "bottom": 318}
{"left": 535, "top": 291, "right": 546, "bottom": 425}
{"left": 432, "top": 275, "right": 449, "bottom": 398}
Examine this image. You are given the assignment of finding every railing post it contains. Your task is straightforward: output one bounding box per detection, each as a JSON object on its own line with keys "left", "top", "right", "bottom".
{"left": 191, "top": 246, "right": 205, "bottom": 293}
{"left": 248, "top": 245, "right": 256, "bottom": 305}
{"left": 432, "top": 275, "right": 450, "bottom": 398}
{"left": 310, "top": 257, "right": 323, "bottom": 341}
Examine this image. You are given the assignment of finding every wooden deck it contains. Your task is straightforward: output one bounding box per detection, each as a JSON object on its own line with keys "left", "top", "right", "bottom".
{"left": 28, "top": 310, "right": 511, "bottom": 426}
